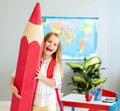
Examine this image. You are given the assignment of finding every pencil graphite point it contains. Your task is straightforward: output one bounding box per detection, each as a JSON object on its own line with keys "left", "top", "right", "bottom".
{"left": 29, "top": 2, "right": 42, "bottom": 25}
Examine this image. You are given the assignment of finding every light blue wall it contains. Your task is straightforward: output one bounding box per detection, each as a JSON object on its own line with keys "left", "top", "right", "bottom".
{"left": 0, "top": 0, "right": 120, "bottom": 100}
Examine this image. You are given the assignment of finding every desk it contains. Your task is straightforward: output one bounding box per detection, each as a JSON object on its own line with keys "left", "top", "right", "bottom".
{"left": 60, "top": 93, "right": 120, "bottom": 111}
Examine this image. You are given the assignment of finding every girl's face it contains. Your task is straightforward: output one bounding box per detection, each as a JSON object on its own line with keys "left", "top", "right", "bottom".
{"left": 43, "top": 34, "right": 59, "bottom": 57}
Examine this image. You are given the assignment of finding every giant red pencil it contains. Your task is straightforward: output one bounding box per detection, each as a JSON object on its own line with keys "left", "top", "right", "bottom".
{"left": 10, "top": 3, "right": 44, "bottom": 111}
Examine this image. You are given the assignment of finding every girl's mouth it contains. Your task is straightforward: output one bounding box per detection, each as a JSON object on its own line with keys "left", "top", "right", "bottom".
{"left": 46, "top": 47, "right": 52, "bottom": 52}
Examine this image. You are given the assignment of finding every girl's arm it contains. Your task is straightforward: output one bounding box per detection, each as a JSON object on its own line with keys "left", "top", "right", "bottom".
{"left": 35, "top": 63, "right": 61, "bottom": 87}
{"left": 10, "top": 76, "right": 22, "bottom": 99}
{"left": 34, "top": 72, "right": 56, "bottom": 87}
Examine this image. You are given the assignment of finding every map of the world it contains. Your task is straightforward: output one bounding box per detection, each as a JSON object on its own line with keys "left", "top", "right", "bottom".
{"left": 42, "top": 16, "right": 98, "bottom": 61}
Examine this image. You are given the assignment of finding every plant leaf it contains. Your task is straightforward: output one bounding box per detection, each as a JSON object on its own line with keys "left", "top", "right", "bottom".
{"left": 67, "top": 62, "right": 84, "bottom": 70}
{"left": 85, "top": 56, "right": 101, "bottom": 70}
{"left": 92, "top": 78, "right": 107, "bottom": 85}
{"left": 72, "top": 76, "right": 86, "bottom": 85}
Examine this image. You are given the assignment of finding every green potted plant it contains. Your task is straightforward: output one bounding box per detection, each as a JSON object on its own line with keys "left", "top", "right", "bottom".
{"left": 67, "top": 56, "right": 107, "bottom": 96}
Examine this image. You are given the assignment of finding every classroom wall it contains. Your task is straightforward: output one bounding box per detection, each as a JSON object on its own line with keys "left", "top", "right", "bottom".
{"left": 0, "top": 0, "right": 120, "bottom": 101}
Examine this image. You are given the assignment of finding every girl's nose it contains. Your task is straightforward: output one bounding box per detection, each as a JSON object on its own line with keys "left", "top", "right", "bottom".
{"left": 50, "top": 43, "right": 54, "bottom": 47}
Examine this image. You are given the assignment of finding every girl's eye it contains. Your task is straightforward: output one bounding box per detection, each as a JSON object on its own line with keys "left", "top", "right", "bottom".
{"left": 54, "top": 43, "right": 57, "bottom": 46}
{"left": 48, "top": 41, "right": 51, "bottom": 43}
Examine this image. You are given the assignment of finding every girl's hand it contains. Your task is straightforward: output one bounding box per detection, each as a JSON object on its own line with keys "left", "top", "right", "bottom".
{"left": 59, "top": 92, "right": 64, "bottom": 98}
{"left": 10, "top": 84, "right": 22, "bottom": 99}
{"left": 34, "top": 67, "right": 56, "bottom": 87}
{"left": 34, "top": 68, "right": 43, "bottom": 80}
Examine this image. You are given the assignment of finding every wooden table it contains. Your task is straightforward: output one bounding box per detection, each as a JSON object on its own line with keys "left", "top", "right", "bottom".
{"left": 60, "top": 93, "right": 120, "bottom": 111}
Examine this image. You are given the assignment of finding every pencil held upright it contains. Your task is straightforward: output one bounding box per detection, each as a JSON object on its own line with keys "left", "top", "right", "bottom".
{"left": 10, "top": 3, "right": 44, "bottom": 111}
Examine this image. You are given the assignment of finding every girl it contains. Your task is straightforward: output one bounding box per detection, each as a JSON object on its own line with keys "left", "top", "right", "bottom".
{"left": 10, "top": 32, "right": 63, "bottom": 111}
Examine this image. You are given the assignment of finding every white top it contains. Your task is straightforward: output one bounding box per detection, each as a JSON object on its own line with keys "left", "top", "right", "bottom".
{"left": 33, "top": 57, "right": 62, "bottom": 107}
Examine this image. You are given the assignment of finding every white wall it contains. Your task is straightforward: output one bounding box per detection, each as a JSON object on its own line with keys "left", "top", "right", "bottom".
{"left": 106, "top": 0, "right": 120, "bottom": 91}
{"left": 0, "top": 0, "right": 120, "bottom": 100}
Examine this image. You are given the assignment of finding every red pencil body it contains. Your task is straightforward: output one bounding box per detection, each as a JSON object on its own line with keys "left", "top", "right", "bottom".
{"left": 10, "top": 3, "right": 44, "bottom": 111}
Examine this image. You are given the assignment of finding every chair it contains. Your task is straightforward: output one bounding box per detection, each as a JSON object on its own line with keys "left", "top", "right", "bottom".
{"left": 102, "top": 89, "right": 116, "bottom": 97}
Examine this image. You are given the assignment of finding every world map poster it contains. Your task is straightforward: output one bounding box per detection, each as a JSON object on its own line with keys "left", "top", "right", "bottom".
{"left": 42, "top": 16, "right": 98, "bottom": 61}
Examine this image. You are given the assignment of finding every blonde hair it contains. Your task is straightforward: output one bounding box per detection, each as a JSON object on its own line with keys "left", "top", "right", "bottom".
{"left": 44, "top": 32, "right": 63, "bottom": 79}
